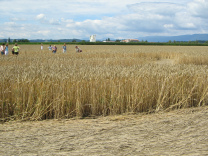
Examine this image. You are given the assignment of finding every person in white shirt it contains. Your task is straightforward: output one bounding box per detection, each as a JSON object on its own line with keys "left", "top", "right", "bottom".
{"left": 5, "top": 43, "right": 9, "bottom": 55}
{"left": 48, "top": 45, "right": 52, "bottom": 51}
{"left": 62, "top": 43, "right": 67, "bottom": 53}
{"left": 0, "top": 43, "right": 5, "bottom": 55}
{"left": 75, "top": 45, "right": 82, "bottom": 53}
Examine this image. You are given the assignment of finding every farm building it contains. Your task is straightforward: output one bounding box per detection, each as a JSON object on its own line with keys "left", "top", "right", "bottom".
{"left": 103, "top": 41, "right": 115, "bottom": 43}
{"left": 121, "top": 39, "right": 140, "bottom": 43}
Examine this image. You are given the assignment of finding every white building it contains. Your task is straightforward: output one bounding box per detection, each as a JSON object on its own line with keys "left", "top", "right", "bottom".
{"left": 90, "top": 35, "right": 96, "bottom": 42}
{"left": 103, "top": 41, "right": 115, "bottom": 42}
{"left": 121, "top": 39, "right": 139, "bottom": 43}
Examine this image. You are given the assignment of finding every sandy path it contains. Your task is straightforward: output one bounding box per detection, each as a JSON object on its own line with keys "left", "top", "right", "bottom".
{"left": 0, "top": 106, "right": 208, "bottom": 156}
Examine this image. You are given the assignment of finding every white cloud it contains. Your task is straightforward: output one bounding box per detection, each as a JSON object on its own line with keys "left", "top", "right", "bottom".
{"left": 127, "top": 2, "right": 184, "bottom": 16}
{"left": 0, "top": 0, "right": 208, "bottom": 39}
{"left": 164, "top": 24, "right": 174, "bottom": 28}
{"left": 4, "top": 22, "right": 16, "bottom": 26}
{"left": 36, "top": 14, "right": 60, "bottom": 25}
{"left": 48, "top": 19, "right": 60, "bottom": 25}
{"left": 10, "top": 17, "right": 26, "bottom": 21}
{"left": 36, "top": 14, "right": 45, "bottom": 20}
{"left": 37, "top": 30, "right": 50, "bottom": 35}
{"left": 188, "top": 0, "right": 208, "bottom": 18}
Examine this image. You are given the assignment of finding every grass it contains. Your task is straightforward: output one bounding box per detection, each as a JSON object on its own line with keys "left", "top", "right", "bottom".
{"left": 1, "top": 45, "right": 208, "bottom": 121}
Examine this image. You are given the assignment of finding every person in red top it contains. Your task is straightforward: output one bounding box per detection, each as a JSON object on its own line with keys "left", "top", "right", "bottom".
{"left": 52, "top": 45, "right": 57, "bottom": 53}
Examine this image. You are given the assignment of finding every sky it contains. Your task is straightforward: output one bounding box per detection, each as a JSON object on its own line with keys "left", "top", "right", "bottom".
{"left": 0, "top": 0, "right": 208, "bottom": 40}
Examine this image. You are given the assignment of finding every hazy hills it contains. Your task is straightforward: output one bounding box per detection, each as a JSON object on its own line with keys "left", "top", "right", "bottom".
{"left": 137, "top": 34, "right": 208, "bottom": 42}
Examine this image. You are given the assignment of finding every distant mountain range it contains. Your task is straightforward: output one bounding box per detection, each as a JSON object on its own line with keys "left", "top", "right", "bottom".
{"left": 0, "top": 38, "right": 84, "bottom": 43}
{"left": 29, "top": 39, "right": 84, "bottom": 43}
{"left": 137, "top": 34, "right": 208, "bottom": 42}
{"left": 0, "top": 34, "right": 208, "bottom": 43}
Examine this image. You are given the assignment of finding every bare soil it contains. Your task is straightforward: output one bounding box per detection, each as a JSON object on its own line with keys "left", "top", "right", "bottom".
{"left": 0, "top": 106, "right": 208, "bottom": 156}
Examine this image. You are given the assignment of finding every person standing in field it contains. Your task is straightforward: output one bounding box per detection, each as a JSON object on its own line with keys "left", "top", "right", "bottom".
{"left": 0, "top": 43, "right": 5, "bottom": 55}
{"left": 12, "top": 43, "right": 20, "bottom": 55}
{"left": 48, "top": 45, "right": 52, "bottom": 51}
{"left": 52, "top": 45, "right": 57, "bottom": 53}
{"left": 0, "top": 44, "right": 2, "bottom": 55}
{"left": 5, "top": 43, "right": 9, "bottom": 55}
{"left": 75, "top": 45, "right": 82, "bottom": 53}
{"left": 62, "top": 43, "right": 66, "bottom": 53}
{"left": 41, "top": 43, "right": 43, "bottom": 50}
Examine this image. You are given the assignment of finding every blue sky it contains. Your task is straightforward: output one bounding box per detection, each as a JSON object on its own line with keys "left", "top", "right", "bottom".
{"left": 0, "top": 0, "right": 207, "bottom": 40}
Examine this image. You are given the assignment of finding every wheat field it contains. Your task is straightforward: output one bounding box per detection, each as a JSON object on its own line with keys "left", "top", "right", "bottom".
{"left": 1, "top": 45, "right": 208, "bottom": 121}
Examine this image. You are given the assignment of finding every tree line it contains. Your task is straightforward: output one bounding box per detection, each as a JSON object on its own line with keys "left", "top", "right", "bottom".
{"left": 2, "top": 37, "right": 208, "bottom": 46}
{"left": 5, "top": 38, "right": 30, "bottom": 43}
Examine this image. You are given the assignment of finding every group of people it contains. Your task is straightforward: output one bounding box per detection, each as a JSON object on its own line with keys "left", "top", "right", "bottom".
{"left": 47, "top": 43, "right": 82, "bottom": 53}
{"left": 0, "top": 43, "right": 20, "bottom": 56}
{"left": 47, "top": 45, "right": 58, "bottom": 53}
{"left": 1, "top": 43, "right": 82, "bottom": 56}
{"left": 0, "top": 43, "right": 8, "bottom": 55}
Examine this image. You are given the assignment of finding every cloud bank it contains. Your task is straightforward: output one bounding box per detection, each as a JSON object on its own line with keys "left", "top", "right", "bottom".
{"left": 0, "top": 0, "right": 207, "bottom": 40}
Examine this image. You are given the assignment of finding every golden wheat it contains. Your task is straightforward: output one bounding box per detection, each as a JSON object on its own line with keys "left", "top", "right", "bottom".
{"left": 1, "top": 45, "right": 208, "bottom": 121}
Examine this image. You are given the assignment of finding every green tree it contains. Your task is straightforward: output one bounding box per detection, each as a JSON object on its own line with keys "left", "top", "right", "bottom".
{"left": 80, "top": 40, "right": 86, "bottom": 45}
{"left": 106, "top": 38, "right": 110, "bottom": 41}
{"left": 195, "top": 40, "right": 199, "bottom": 44}
{"left": 18, "top": 39, "right": 30, "bottom": 42}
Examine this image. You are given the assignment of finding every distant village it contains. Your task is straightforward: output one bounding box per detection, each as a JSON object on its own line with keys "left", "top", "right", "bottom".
{"left": 91, "top": 35, "right": 139, "bottom": 43}
{"left": 0, "top": 35, "right": 140, "bottom": 43}
{"left": 1, "top": 34, "right": 208, "bottom": 43}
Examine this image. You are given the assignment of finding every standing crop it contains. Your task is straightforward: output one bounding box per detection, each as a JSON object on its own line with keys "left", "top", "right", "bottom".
{"left": 1, "top": 45, "right": 208, "bottom": 121}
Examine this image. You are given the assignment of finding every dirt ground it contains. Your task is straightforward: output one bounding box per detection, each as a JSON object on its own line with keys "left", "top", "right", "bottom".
{"left": 0, "top": 106, "right": 208, "bottom": 156}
